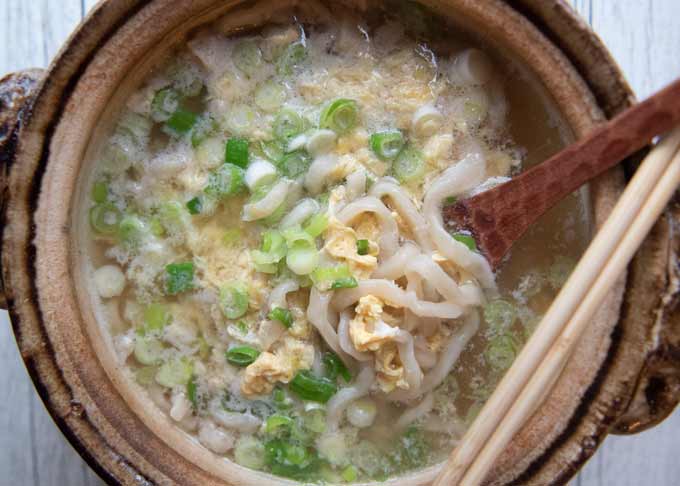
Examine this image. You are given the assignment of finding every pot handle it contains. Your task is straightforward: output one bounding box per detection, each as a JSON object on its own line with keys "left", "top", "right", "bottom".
{"left": 611, "top": 202, "right": 680, "bottom": 434}
{"left": 0, "top": 69, "right": 44, "bottom": 310}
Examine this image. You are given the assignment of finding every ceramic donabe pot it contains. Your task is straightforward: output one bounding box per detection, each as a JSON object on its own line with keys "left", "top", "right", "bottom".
{"left": 1, "top": 1, "right": 679, "bottom": 485}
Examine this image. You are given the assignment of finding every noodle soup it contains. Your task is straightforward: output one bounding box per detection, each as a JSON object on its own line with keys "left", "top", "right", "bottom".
{"left": 85, "top": 2, "right": 583, "bottom": 482}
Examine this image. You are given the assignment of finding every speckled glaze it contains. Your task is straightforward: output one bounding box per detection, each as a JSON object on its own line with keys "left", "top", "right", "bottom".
{"left": 0, "top": 1, "right": 678, "bottom": 485}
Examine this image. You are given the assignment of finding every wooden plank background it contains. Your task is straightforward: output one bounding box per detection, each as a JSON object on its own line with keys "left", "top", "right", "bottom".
{"left": 0, "top": 0, "right": 678, "bottom": 484}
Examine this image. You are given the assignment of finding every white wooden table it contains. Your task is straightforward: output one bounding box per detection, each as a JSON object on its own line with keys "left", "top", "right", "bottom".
{"left": 1, "top": 1, "right": 679, "bottom": 485}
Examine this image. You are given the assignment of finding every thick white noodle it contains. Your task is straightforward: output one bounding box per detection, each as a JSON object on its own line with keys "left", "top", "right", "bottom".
{"left": 326, "top": 366, "right": 375, "bottom": 431}
{"left": 448, "top": 48, "right": 494, "bottom": 86}
{"left": 268, "top": 280, "right": 300, "bottom": 310}
{"left": 338, "top": 311, "right": 372, "bottom": 361}
{"left": 305, "top": 154, "right": 339, "bottom": 194}
{"left": 279, "top": 198, "right": 320, "bottom": 229}
{"left": 396, "top": 330, "right": 424, "bottom": 391}
{"left": 405, "top": 254, "right": 483, "bottom": 307}
{"left": 332, "top": 280, "right": 463, "bottom": 319}
{"left": 414, "top": 336, "right": 438, "bottom": 370}
{"left": 336, "top": 196, "right": 400, "bottom": 259}
{"left": 307, "top": 287, "right": 353, "bottom": 366}
{"left": 422, "top": 154, "right": 497, "bottom": 290}
{"left": 404, "top": 273, "right": 440, "bottom": 337}
{"left": 346, "top": 169, "right": 367, "bottom": 201}
{"left": 373, "top": 242, "right": 421, "bottom": 279}
{"left": 242, "top": 179, "right": 291, "bottom": 221}
{"left": 369, "top": 179, "right": 433, "bottom": 251}
{"left": 396, "top": 393, "right": 434, "bottom": 429}
{"left": 389, "top": 312, "right": 480, "bottom": 402}
{"left": 210, "top": 407, "right": 262, "bottom": 433}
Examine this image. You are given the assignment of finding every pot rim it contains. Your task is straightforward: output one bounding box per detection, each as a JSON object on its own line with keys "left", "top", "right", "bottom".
{"left": 1, "top": 1, "right": 659, "bottom": 485}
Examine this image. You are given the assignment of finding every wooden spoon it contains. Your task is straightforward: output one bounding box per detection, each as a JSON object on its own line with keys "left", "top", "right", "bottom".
{"left": 444, "top": 78, "right": 680, "bottom": 270}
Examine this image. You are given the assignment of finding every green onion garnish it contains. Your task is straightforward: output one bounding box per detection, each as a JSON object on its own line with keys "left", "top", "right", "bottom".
{"left": 356, "top": 239, "right": 369, "bottom": 255}
{"left": 220, "top": 281, "right": 249, "bottom": 319}
{"left": 190, "top": 114, "right": 217, "bottom": 148}
{"left": 150, "top": 87, "right": 180, "bottom": 122}
{"left": 303, "top": 212, "right": 328, "bottom": 238}
{"left": 143, "top": 303, "right": 170, "bottom": 332}
{"left": 311, "top": 264, "right": 352, "bottom": 290}
{"left": 277, "top": 42, "right": 307, "bottom": 76}
{"left": 273, "top": 109, "right": 305, "bottom": 141}
{"left": 254, "top": 81, "right": 286, "bottom": 113}
{"left": 445, "top": 196, "right": 457, "bottom": 205}
{"left": 223, "top": 228, "right": 242, "bottom": 246}
{"left": 225, "top": 137, "right": 249, "bottom": 168}
{"left": 452, "top": 233, "right": 477, "bottom": 251}
{"left": 155, "top": 358, "right": 193, "bottom": 388}
{"left": 91, "top": 181, "right": 109, "bottom": 203}
{"left": 164, "top": 108, "right": 197, "bottom": 135}
{"left": 485, "top": 334, "right": 518, "bottom": 371}
{"left": 392, "top": 145, "right": 426, "bottom": 183}
{"left": 205, "top": 163, "right": 246, "bottom": 199}
{"left": 369, "top": 130, "right": 405, "bottom": 160}
{"left": 265, "top": 414, "right": 293, "bottom": 435}
{"left": 165, "top": 262, "right": 195, "bottom": 295}
{"left": 233, "top": 40, "right": 264, "bottom": 77}
{"left": 187, "top": 375, "right": 199, "bottom": 409}
{"left": 272, "top": 387, "right": 293, "bottom": 411}
{"left": 319, "top": 99, "right": 358, "bottom": 134}
{"left": 118, "top": 214, "right": 147, "bottom": 248}
{"left": 341, "top": 465, "right": 358, "bottom": 482}
{"left": 268, "top": 307, "right": 294, "bottom": 328}
{"left": 330, "top": 277, "right": 358, "bottom": 290}
{"left": 89, "top": 203, "right": 121, "bottom": 235}
{"left": 259, "top": 139, "right": 286, "bottom": 164}
{"left": 289, "top": 370, "right": 338, "bottom": 403}
{"left": 226, "top": 345, "right": 260, "bottom": 367}
{"left": 277, "top": 151, "right": 311, "bottom": 179}
{"left": 186, "top": 197, "right": 203, "bottom": 215}
{"left": 322, "top": 352, "right": 351, "bottom": 382}
{"left": 286, "top": 242, "right": 319, "bottom": 276}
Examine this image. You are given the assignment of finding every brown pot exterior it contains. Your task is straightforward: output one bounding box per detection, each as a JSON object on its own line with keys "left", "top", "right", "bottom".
{"left": 0, "top": 1, "right": 678, "bottom": 485}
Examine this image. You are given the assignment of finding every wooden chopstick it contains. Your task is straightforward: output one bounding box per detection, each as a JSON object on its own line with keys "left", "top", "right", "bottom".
{"left": 457, "top": 142, "right": 680, "bottom": 485}
{"left": 434, "top": 126, "right": 680, "bottom": 486}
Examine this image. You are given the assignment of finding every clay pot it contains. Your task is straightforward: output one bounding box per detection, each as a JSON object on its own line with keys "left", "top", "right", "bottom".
{"left": 1, "top": 1, "right": 678, "bottom": 485}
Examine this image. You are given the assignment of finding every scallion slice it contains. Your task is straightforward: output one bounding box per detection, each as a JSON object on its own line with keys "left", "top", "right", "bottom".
{"left": 369, "top": 130, "right": 405, "bottom": 160}
{"left": 319, "top": 99, "right": 358, "bottom": 134}
{"left": 220, "top": 281, "right": 249, "bottom": 319}
{"left": 273, "top": 109, "right": 305, "bottom": 141}
{"left": 268, "top": 307, "right": 294, "bottom": 328}
{"left": 289, "top": 370, "right": 337, "bottom": 403}
{"left": 322, "top": 352, "right": 351, "bottom": 382}
{"left": 277, "top": 151, "right": 311, "bottom": 179}
{"left": 91, "top": 180, "right": 109, "bottom": 203}
{"left": 277, "top": 42, "right": 307, "bottom": 75}
{"left": 164, "top": 108, "right": 197, "bottom": 135}
{"left": 151, "top": 87, "right": 180, "bottom": 122}
{"left": 186, "top": 196, "right": 203, "bottom": 215}
{"left": 303, "top": 212, "right": 328, "bottom": 238}
{"left": 485, "top": 334, "right": 518, "bottom": 371}
{"left": 143, "top": 303, "right": 170, "bottom": 332}
{"left": 225, "top": 137, "right": 249, "bottom": 168}
{"left": 254, "top": 81, "right": 286, "bottom": 113}
{"left": 286, "top": 242, "right": 319, "bottom": 276}
{"left": 392, "top": 145, "right": 426, "bottom": 183}
{"left": 205, "top": 163, "right": 246, "bottom": 199}
{"left": 260, "top": 139, "right": 285, "bottom": 164}
{"left": 187, "top": 375, "right": 199, "bottom": 409}
{"left": 223, "top": 228, "right": 242, "bottom": 246}
{"left": 155, "top": 357, "right": 193, "bottom": 388}
{"left": 311, "top": 264, "right": 352, "bottom": 290}
{"left": 89, "top": 203, "right": 121, "bottom": 235}
{"left": 452, "top": 233, "right": 477, "bottom": 251}
{"left": 232, "top": 40, "right": 264, "bottom": 77}
{"left": 118, "top": 214, "right": 147, "bottom": 248}
{"left": 330, "top": 277, "right": 358, "bottom": 290}
{"left": 356, "top": 239, "right": 369, "bottom": 255}
{"left": 165, "top": 262, "right": 195, "bottom": 295}
{"left": 265, "top": 414, "right": 293, "bottom": 435}
{"left": 251, "top": 230, "right": 288, "bottom": 268}
{"left": 226, "top": 345, "right": 260, "bottom": 367}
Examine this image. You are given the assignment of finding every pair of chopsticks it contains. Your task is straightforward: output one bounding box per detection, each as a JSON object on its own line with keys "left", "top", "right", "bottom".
{"left": 434, "top": 126, "right": 680, "bottom": 486}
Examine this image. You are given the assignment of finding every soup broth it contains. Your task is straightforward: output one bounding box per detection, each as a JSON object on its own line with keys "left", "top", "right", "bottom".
{"left": 84, "top": 1, "right": 584, "bottom": 482}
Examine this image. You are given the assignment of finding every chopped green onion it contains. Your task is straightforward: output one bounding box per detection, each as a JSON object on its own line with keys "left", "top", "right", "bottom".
{"left": 225, "top": 137, "right": 249, "bottom": 168}
{"left": 118, "top": 214, "right": 147, "bottom": 248}
{"left": 356, "top": 239, "right": 369, "bottom": 255}
{"left": 155, "top": 357, "right": 193, "bottom": 388}
{"left": 225, "top": 103, "right": 256, "bottom": 135}
{"left": 272, "top": 387, "right": 293, "bottom": 411}
{"left": 259, "top": 139, "right": 285, "bottom": 163}
{"left": 254, "top": 81, "right": 286, "bottom": 113}
{"left": 89, "top": 203, "right": 121, "bottom": 235}
{"left": 165, "top": 262, "right": 195, "bottom": 295}
{"left": 277, "top": 151, "right": 311, "bottom": 179}
{"left": 483, "top": 299, "right": 517, "bottom": 335}
{"left": 286, "top": 242, "right": 319, "bottom": 276}
{"left": 320, "top": 99, "right": 358, "bottom": 134}
{"left": 149, "top": 217, "right": 165, "bottom": 237}
{"left": 264, "top": 438, "right": 318, "bottom": 479}
{"left": 150, "top": 87, "right": 180, "bottom": 122}
{"left": 282, "top": 225, "right": 315, "bottom": 247}
{"left": 226, "top": 345, "right": 260, "bottom": 367}
{"left": 301, "top": 408, "right": 326, "bottom": 435}
{"left": 234, "top": 436, "right": 266, "bottom": 470}
{"left": 452, "top": 233, "right": 477, "bottom": 251}
{"left": 187, "top": 375, "right": 199, "bottom": 409}
{"left": 369, "top": 130, "right": 405, "bottom": 160}
{"left": 273, "top": 109, "right": 306, "bottom": 141}
{"left": 330, "top": 277, "right": 358, "bottom": 290}
{"left": 135, "top": 366, "right": 158, "bottom": 386}
{"left": 323, "top": 352, "right": 351, "bottom": 382}
{"left": 289, "top": 370, "right": 337, "bottom": 403}
{"left": 233, "top": 40, "right": 264, "bottom": 77}
{"left": 164, "top": 108, "right": 197, "bottom": 135}
{"left": 485, "top": 334, "right": 518, "bottom": 371}
{"left": 277, "top": 42, "right": 307, "bottom": 75}
{"left": 220, "top": 281, "right": 249, "bottom": 319}
{"left": 186, "top": 196, "right": 203, "bottom": 215}
{"left": 268, "top": 307, "right": 294, "bottom": 328}
{"left": 223, "top": 228, "right": 242, "bottom": 246}
{"left": 158, "top": 201, "right": 189, "bottom": 234}
{"left": 392, "top": 145, "right": 426, "bottom": 183}
{"left": 341, "top": 465, "right": 358, "bottom": 482}
{"left": 190, "top": 114, "right": 217, "bottom": 148}
{"left": 445, "top": 196, "right": 457, "bottom": 205}
{"left": 143, "top": 303, "right": 170, "bottom": 332}
{"left": 205, "top": 163, "right": 246, "bottom": 199}
{"left": 311, "top": 264, "right": 352, "bottom": 290}
{"left": 265, "top": 414, "right": 293, "bottom": 435}
{"left": 91, "top": 180, "right": 109, "bottom": 203}
{"left": 251, "top": 229, "right": 287, "bottom": 269}
{"left": 134, "top": 334, "right": 164, "bottom": 366}
{"left": 303, "top": 212, "right": 328, "bottom": 238}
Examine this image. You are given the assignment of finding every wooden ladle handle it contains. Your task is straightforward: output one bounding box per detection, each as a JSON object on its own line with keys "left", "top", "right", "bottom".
{"left": 447, "top": 77, "right": 680, "bottom": 269}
